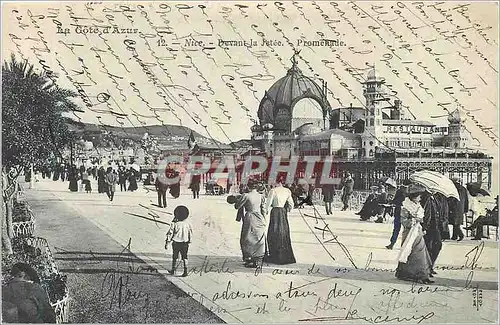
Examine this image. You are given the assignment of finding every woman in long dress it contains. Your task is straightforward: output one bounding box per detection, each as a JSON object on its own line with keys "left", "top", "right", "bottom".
{"left": 128, "top": 167, "right": 138, "bottom": 191}
{"left": 263, "top": 181, "right": 296, "bottom": 265}
{"left": 97, "top": 166, "right": 106, "bottom": 193}
{"left": 396, "top": 184, "right": 434, "bottom": 284}
{"left": 234, "top": 181, "right": 267, "bottom": 268}
{"left": 68, "top": 166, "right": 79, "bottom": 192}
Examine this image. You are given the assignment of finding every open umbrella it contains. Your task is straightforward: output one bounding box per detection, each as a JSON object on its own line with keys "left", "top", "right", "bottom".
{"left": 409, "top": 170, "right": 460, "bottom": 200}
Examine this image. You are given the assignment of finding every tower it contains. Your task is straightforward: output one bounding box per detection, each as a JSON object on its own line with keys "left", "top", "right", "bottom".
{"left": 361, "top": 68, "right": 386, "bottom": 158}
{"left": 446, "top": 109, "right": 468, "bottom": 149}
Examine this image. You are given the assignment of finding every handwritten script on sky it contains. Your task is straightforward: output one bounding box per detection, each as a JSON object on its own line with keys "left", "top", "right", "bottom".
{"left": 2, "top": 1, "right": 498, "bottom": 153}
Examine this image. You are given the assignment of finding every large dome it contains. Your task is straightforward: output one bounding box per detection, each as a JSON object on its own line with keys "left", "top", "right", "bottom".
{"left": 257, "top": 57, "right": 331, "bottom": 131}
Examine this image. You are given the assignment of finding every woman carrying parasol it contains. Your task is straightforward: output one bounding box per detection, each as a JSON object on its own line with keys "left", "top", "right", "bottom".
{"left": 396, "top": 183, "right": 434, "bottom": 284}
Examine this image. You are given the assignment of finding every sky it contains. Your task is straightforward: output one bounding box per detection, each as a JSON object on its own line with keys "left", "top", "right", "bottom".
{"left": 2, "top": 1, "right": 498, "bottom": 187}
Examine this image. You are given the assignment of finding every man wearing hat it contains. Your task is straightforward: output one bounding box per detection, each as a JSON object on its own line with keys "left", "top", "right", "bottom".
{"left": 420, "top": 189, "right": 443, "bottom": 276}
{"left": 449, "top": 177, "right": 468, "bottom": 241}
{"left": 465, "top": 195, "right": 498, "bottom": 240}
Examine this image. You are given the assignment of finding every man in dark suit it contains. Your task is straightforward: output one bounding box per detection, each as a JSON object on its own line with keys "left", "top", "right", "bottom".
{"left": 155, "top": 174, "right": 168, "bottom": 208}
{"left": 385, "top": 184, "right": 409, "bottom": 249}
{"left": 190, "top": 172, "right": 201, "bottom": 199}
{"left": 449, "top": 177, "right": 469, "bottom": 241}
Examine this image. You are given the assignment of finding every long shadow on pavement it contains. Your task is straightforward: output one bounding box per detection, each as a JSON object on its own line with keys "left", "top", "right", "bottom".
{"left": 54, "top": 251, "right": 498, "bottom": 292}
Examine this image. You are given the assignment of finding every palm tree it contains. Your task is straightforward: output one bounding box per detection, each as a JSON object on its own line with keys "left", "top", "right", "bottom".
{"left": 2, "top": 54, "right": 78, "bottom": 254}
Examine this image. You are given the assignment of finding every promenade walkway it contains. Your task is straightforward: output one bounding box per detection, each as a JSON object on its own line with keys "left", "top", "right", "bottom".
{"left": 26, "top": 178, "right": 498, "bottom": 323}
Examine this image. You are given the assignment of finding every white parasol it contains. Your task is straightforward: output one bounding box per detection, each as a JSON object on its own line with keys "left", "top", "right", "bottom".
{"left": 409, "top": 170, "right": 460, "bottom": 200}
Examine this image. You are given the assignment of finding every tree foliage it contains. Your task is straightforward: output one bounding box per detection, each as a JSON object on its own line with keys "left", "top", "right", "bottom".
{"left": 2, "top": 54, "right": 77, "bottom": 169}
{"left": 2, "top": 55, "right": 79, "bottom": 254}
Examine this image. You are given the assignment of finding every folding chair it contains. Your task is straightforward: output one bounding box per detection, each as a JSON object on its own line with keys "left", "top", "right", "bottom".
{"left": 465, "top": 211, "right": 474, "bottom": 237}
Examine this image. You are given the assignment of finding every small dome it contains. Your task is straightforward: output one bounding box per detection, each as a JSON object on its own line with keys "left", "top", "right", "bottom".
{"left": 251, "top": 124, "right": 263, "bottom": 132}
{"left": 262, "top": 123, "right": 274, "bottom": 131}
{"left": 367, "top": 68, "right": 377, "bottom": 80}
{"left": 448, "top": 109, "right": 466, "bottom": 124}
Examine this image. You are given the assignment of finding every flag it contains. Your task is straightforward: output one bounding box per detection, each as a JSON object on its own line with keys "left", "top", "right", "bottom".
{"left": 188, "top": 131, "right": 197, "bottom": 149}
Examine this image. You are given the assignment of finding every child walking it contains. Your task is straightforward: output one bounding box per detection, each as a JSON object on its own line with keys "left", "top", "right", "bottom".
{"left": 165, "top": 205, "right": 192, "bottom": 277}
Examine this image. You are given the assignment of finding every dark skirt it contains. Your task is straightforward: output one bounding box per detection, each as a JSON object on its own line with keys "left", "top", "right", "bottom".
{"left": 128, "top": 178, "right": 138, "bottom": 191}
{"left": 396, "top": 231, "right": 432, "bottom": 282}
{"left": 323, "top": 191, "right": 334, "bottom": 203}
{"left": 98, "top": 178, "right": 105, "bottom": 193}
{"left": 265, "top": 207, "right": 296, "bottom": 265}
{"left": 68, "top": 179, "right": 78, "bottom": 192}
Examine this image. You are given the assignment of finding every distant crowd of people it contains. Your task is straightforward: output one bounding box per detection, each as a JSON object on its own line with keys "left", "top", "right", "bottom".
{"left": 30, "top": 161, "right": 142, "bottom": 202}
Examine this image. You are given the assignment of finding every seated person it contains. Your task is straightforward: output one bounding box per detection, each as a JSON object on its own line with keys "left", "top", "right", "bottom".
{"left": 465, "top": 196, "right": 499, "bottom": 240}
{"left": 357, "top": 186, "right": 378, "bottom": 219}
{"left": 2, "top": 263, "right": 56, "bottom": 323}
{"left": 359, "top": 184, "right": 388, "bottom": 221}
{"left": 297, "top": 184, "right": 314, "bottom": 208}
{"left": 375, "top": 183, "right": 396, "bottom": 223}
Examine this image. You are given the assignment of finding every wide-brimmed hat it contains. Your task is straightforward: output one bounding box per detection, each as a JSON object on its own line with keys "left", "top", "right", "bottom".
{"left": 407, "top": 183, "right": 426, "bottom": 195}
{"left": 385, "top": 178, "right": 397, "bottom": 188}
{"left": 173, "top": 205, "right": 189, "bottom": 221}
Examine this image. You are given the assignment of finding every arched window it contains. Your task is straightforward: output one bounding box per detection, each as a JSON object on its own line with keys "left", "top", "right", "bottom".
{"left": 369, "top": 149, "right": 374, "bottom": 157}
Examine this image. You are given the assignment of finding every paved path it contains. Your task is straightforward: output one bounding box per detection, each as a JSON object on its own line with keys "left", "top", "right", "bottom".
{"left": 27, "top": 179, "right": 498, "bottom": 323}
{"left": 25, "top": 180, "right": 223, "bottom": 323}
